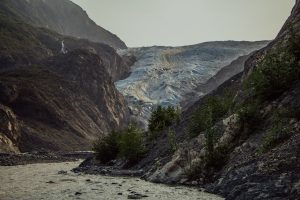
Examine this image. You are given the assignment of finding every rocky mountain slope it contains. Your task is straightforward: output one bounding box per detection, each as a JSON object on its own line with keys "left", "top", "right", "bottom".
{"left": 3, "top": 0, "right": 127, "bottom": 49}
{"left": 116, "top": 42, "right": 268, "bottom": 127}
{"left": 0, "top": 2, "right": 133, "bottom": 153}
{"left": 133, "top": 1, "right": 300, "bottom": 199}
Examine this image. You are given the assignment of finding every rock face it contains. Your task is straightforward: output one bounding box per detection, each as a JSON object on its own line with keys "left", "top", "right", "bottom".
{"left": 137, "top": 1, "right": 300, "bottom": 199}
{"left": 0, "top": 2, "right": 131, "bottom": 152}
{"left": 0, "top": 104, "right": 20, "bottom": 153}
{"left": 116, "top": 41, "right": 268, "bottom": 128}
{"left": 181, "top": 54, "right": 250, "bottom": 108}
{"left": 4, "top": 0, "right": 127, "bottom": 49}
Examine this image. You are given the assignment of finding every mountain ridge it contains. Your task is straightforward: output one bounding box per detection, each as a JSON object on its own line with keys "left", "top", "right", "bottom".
{"left": 4, "top": 0, "right": 127, "bottom": 49}
{"left": 0, "top": 1, "right": 132, "bottom": 153}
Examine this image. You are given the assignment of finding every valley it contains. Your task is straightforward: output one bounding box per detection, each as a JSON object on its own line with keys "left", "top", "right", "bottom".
{"left": 0, "top": 0, "right": 299, "bottom": 199}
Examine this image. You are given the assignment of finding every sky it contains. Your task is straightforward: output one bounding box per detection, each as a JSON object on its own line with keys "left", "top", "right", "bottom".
{"left": 70, "top": 0, "right": 295, "bottom": 47}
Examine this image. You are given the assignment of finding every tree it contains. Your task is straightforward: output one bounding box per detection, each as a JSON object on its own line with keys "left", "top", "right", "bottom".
{"left": 118, "top": 124, "right": 146, "bottom": 164}
{"left": 148, "top": 105, "right": 180, "bottom": 138}
{"left": 93, "top": 130, "right": 120, "bottom": 163}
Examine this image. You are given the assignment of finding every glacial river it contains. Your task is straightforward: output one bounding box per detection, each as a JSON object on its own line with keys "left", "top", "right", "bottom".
{"left": 0, "top": 161, "right": 223, "bottom": 200}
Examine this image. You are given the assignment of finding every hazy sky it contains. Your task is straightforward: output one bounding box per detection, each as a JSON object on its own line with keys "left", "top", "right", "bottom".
{"left": 70, "top": 0, "right": 295, "bottom": 47}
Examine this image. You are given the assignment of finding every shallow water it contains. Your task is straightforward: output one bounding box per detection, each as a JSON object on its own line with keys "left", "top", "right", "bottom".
{"left": 0, "top": 161, "right": 223, "bottom": 200}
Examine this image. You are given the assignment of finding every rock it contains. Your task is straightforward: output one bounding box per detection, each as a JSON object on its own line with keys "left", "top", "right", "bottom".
{"left": 85, "top": 179, "right": 91, "bottom": 182}
{"left": 46, "top": 181, "right": 55, "bottom": 184}
{"left": 117, "top": 192, "right": 123, "bottom": 195}
{"left": 58, "top": 170, "right": 68, "bottom": 175}
{"left": 0, "top": 104, "right": 20, "bottom": 153}
{"left": 127, "top": 193, "right": 148, "bottom": 199}
{"left": 191, "top": 181, "right": 198, "bottom": 185}
{"left": 0, "top": 1, "right": 133, "bottom": 152}
{"left": 75, "top": 192, "right": 82, "bottom": 196}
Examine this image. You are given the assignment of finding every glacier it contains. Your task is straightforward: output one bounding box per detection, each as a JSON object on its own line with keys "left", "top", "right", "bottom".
{"left": 116, "top": 41, "right": 268, "bottom": 128}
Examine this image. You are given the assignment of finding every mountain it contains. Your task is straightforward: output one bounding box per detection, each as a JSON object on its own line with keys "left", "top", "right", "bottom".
{"left": 181, "top": 54, "right": 251, "bottom": 109}
{"left": 116, "top": 41, "right": 268, "bottom": 128}
{"left": 0, "top": 1, "right": 133, "bottom": 153}
{"left": 3, "top": 0, "right": 127, "bottom": 49}
{"left": 135, "top": 1, "right": 300, "bottom": 199}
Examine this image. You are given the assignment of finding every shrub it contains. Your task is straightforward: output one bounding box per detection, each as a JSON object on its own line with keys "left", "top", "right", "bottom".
{"left": 237, "top": 100, "right": 260, "bottom": 130}
{"left": 118, "top": 124, "right": 146, "bottom": 164}
{"left": 260, "top": 110, "right": 293, "bottom": 153}
{"left": 188, "top": 93, "right": 233, "bottom": 138}
{"left": 148, "top": 105, "right": 180, "bottom": 138}
{"left": 94, "top": 124, "right": 146, "bottom": 164}
{"left": 244, "top": 31, "right": 300, "bottom": 101}
{"left": 167, "top": 128, "right": 178, "bottom": 153}
{"left": 205, "top": 145, "right": 229, "bottom": 170}
{"left": 93, "top": 130, "right": 120, "bottom": 163}
{"left": 184, "top": 159, "right": 203, "bottom": 180}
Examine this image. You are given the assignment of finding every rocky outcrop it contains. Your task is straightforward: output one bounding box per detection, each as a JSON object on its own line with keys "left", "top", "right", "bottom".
{"left": 43, "top": 49, "right": 129, "bottom": 129}
{"left": 0, "top": 65, "right": 126, "bottom": 152}
{"left": 207, "top": 83, "right": 300, "bottom": 200}
{"left": 136, "top": 1, "right": 300, "bottom": 199}
{"left": 4, "top": 0, "right": 127, "bottom": 49}
{"left": 181, "top": 54, "right": 250, "bottom": 108}
{"left": 0, "top": 104, "right": 20, "bottom": 153}
{"left": 0, "top": 2, "right": 131, "bottom": 152}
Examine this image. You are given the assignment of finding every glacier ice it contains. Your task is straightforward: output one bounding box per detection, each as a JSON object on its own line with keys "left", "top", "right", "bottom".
{"left": 116, "top": 41, "right": 267, "bottom": 128}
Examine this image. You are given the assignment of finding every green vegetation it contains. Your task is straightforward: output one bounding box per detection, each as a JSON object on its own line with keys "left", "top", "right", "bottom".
{"left": 185, "top": 96, "right": 232, "bottom": 180}
{"left": 184, "top": 140, "right": 228, "bottom": 180}
{"left": 184, "top": 159, "right": 203, "bottom": 180}
{"left": 93, "top": 124, "right": 146, "bottom": 164}
{"left": 118, "top": 124, "right": 146, "bottom": 164}
{"left": 188, "top": 93, "right": 233, "bottom": 138}
{"left": 167, "top": 128, "right": 178, "bottom": 153}
{"left": 237, "top": 100, "right": 261, "bottom": 132}
{"left": 204, "top": 126, "right": 229, "bottom": 169}
{"left": 93, "top": 130, "right": 120, "bottom": 163}
{"left": 260, "top": 108, "right": 295, "bottom": 153}
{"left": 148, "top": 105, "right": 180, "bottom": 138}
{"left": 244, "top": 29, "right": 300, "bottom": 101}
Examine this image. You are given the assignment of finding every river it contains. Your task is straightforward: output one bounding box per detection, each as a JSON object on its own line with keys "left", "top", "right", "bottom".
{"left": 0, "top": 161, "right": 223, "bottom": 200}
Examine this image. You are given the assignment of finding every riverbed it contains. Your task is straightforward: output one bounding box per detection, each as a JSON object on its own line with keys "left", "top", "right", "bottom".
{"left": 0, "top": 161, "right": 223, "bottom": 200}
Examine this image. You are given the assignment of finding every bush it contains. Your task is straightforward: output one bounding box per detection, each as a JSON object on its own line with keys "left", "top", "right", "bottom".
{"left": 237, "top": 100, "right": 260, "bottom": 130}
{"left": 94, "top": 124, "right": 146, "bottom": 164}
{"left": 148, "top": 105, "right": 180, "bottom": 138}
{"left": 205, "top": 145, "right": 229, "bottom": 170}
{"left": 93, "top": 130, "right": 120, "bottom": 163}
{"left": 260, "top": 109, "right": 293, "bottom": 153}
{"left": 118, "top": 124, "right": 146, "bottom": 164}
{"left": 184, "top": 159, "right": 203, "bottom": 180}
{"left": 188, "top": 93, "right": 233, "bottom": 138}
{"left": 244, "top": 30, "right": 300, "bottom": 101}
{"left": 167, "top": 128, "right": 178, "bottom": 153}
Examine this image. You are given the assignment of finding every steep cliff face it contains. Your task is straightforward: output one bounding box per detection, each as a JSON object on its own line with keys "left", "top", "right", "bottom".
{"left": 43, "top": 50, "right": 129, "bottom": 129}
{"left": 0, "top": 2, "right": 131, "bottom": 152}
{"left": 181, "top": 54, "right": 251, "bottom": 108}
{"left": 0, "top": 2, "right": 133, "bottom": 80}
{"left": 0, "top": 104, "right": 20, "bottom": 153}
{"left": 4, "top": 0, "right": 127, "bottom": 49}
{"left": 139, "top": 1, "right": 300, "bottom": 199}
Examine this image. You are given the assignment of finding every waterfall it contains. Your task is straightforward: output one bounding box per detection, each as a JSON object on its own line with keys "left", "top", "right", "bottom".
{"left": 60, "top": 41, "right": 67, "bottom": 54}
